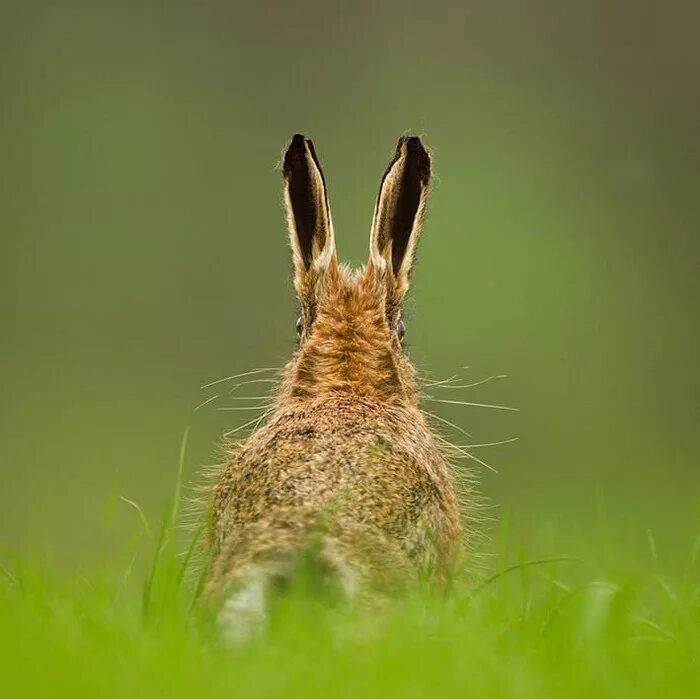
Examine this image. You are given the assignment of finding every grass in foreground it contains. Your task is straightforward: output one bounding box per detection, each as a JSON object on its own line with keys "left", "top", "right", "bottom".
{"left": 2, "top": 520, "right": 699, "bottom": 698}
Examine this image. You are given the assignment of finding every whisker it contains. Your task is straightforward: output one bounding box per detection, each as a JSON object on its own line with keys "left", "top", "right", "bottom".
{"left": 249, "top": 408, "right": 272, "bottom": 433}
{"left": 216, "top": 405, "right": 273, "bottom": 412}
{"left": 455, "top": 437, "right": 519, "bottom": 449}
{"left": 445, "top": 443, "right": 499, "bottom": 474}
{"left": 436, "top": 375, "right": 508, "bottom": 390}
{"left": 201, "top": 367, "right": 279, "bottom": 390}
{"left": 231, "top": 378, "right": 279, "bottom": 386}
{"left": 193, "top": 395, "right": 219, "bottom": 412}
{"left": 223, "top": 410, "right": 275, "bottom": 437}
{"left": 432, "top": 432, "right": 499, "bottom": 474}
{"left": 424, "top": 410, "right": 474, "bottom": 439}
{"left": 224, "top": 396, "right": 274, "bottom": 401}
{"left": 228, "top": 378, "right": 279, "bottom": 394}
{"left": 421, "top": 374, "right": 460, "bottom": 388}
{"left": 461, "top": 450, "right": 499, "bottom": 474}
{"left": 426, "top": 397, "right": 519, "bottom": 412}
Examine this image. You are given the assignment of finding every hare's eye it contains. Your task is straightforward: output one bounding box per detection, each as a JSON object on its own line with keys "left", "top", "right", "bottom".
{"left": 396, "top": 318, "right": 406, "bottom": 342}
{"left": 295, "top": 316, "right": 304, "bottom": 337}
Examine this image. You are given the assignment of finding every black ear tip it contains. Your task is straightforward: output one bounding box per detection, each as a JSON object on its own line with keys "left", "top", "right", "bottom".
{"left": 292, "top": 134, "right": 317, "bottom": 157}
{"left": 287, "top": 134, "right": 310, "bottom": 156}
{"left": 283, "top": 134, "right": 313, "bottom": 175}
{"left": 396, "top": 135, "right": 430, "bottom": 163}
{"left": 404, "top": 135, "right": 423, "bottom": 149}
{"left": 286, "top": 134, "right": 313, "bottom": 158}
{"left": 396, "top": 134, "right": 425, "bottom": 150}
{"left": 395, "top": 135, "right": 431, "bottom": 181}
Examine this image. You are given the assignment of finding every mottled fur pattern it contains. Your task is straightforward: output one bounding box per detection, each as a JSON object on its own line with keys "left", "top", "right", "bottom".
{"left": 203, "top": 135, "right": 471, "bottom": 638}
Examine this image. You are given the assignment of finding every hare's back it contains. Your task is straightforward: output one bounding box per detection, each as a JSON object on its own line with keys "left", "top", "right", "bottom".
{"left": 212, "top": 400, "right": 454, "bottom": 571}
{"left": 226, "top": 401, "right": 444, "bottom": 520}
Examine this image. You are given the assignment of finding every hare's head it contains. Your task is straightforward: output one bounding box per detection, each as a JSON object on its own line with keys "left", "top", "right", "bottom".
{"left": 279, "top": 135, "right": 432, "bottom": 405}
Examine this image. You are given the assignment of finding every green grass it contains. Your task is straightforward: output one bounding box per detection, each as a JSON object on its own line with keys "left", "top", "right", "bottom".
{"left": 1, "top": 443, "right": 699, "bottom": 698}
{"left": 2, "top": 543, "right": 699, "bottom": 698}
{"left": 3, "top": 530, "right": 699, "bottom": 696}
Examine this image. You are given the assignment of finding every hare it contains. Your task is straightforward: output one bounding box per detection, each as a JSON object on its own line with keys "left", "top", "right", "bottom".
{"left": 204, "top": 135, "right": 468, "bottom": 640}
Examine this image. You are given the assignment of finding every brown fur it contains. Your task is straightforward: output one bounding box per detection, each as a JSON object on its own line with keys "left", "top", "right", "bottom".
{"left": 203, "top": 136, "right": 469, "bottom": 627}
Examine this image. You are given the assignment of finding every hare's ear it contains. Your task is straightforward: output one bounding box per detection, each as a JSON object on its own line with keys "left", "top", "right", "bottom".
{"left": 369, "top": 136, "right": 431, "bottom": 298}
{"left": 282, "top": 135, "right": 336, "bottom": 283}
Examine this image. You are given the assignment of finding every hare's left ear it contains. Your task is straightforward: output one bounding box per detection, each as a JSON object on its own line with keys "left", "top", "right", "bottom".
{"left": 369, "top": 136, "right": 431, "bottom": 299}
{"left": 282, "top": 135, "right": 336, "bottom": 287}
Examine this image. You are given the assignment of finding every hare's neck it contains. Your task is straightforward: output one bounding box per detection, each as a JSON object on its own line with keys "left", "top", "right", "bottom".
{"left": 282, "top": 340, "right": 405, "bottom": 401}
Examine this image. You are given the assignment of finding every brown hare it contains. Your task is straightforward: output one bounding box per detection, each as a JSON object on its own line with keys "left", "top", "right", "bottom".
{"left": 204, "top": 135, "right": 468, "bottom": 640}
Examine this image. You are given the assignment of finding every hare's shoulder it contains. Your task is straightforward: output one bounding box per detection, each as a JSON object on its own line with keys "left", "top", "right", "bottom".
{"left": 216, "top": 399, "right": 448, "bottom": 508}
{"left": 244, "top": 398, "right": 434, "bottom": 457}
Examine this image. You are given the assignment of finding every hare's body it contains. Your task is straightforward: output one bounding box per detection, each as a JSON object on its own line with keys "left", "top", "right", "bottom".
{"left": 208, "top": 396, "right": 460, "bottom": 601}
{"left": 204, "top": 136, "right": 467, "bottom": 639}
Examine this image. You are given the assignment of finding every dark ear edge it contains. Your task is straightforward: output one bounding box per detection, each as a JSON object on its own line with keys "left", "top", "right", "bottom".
{"left": 371, "top": 136, "right": 431, "bottom": 277}
{"left": 282, "top": 134, "right": 333, "bottom": 271}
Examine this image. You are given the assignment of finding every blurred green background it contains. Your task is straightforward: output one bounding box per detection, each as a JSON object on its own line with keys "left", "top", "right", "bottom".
{"left": 1, "top": 1, "right": 698, "bottom": 573}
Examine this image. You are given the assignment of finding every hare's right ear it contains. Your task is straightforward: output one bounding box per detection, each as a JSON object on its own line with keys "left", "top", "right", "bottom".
{"left": 282, "top": 135, "right": 336, "bottom": 292}
{"left": 369, "top": 136, "right": 431, "bottom": 303}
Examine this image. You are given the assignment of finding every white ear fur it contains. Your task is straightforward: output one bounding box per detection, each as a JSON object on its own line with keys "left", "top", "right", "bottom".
{"left": 282, "top": 134, "right": 335, "bottom": 275}
{"left": 369, "top": 136, "right": 431, "bottom": 289}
